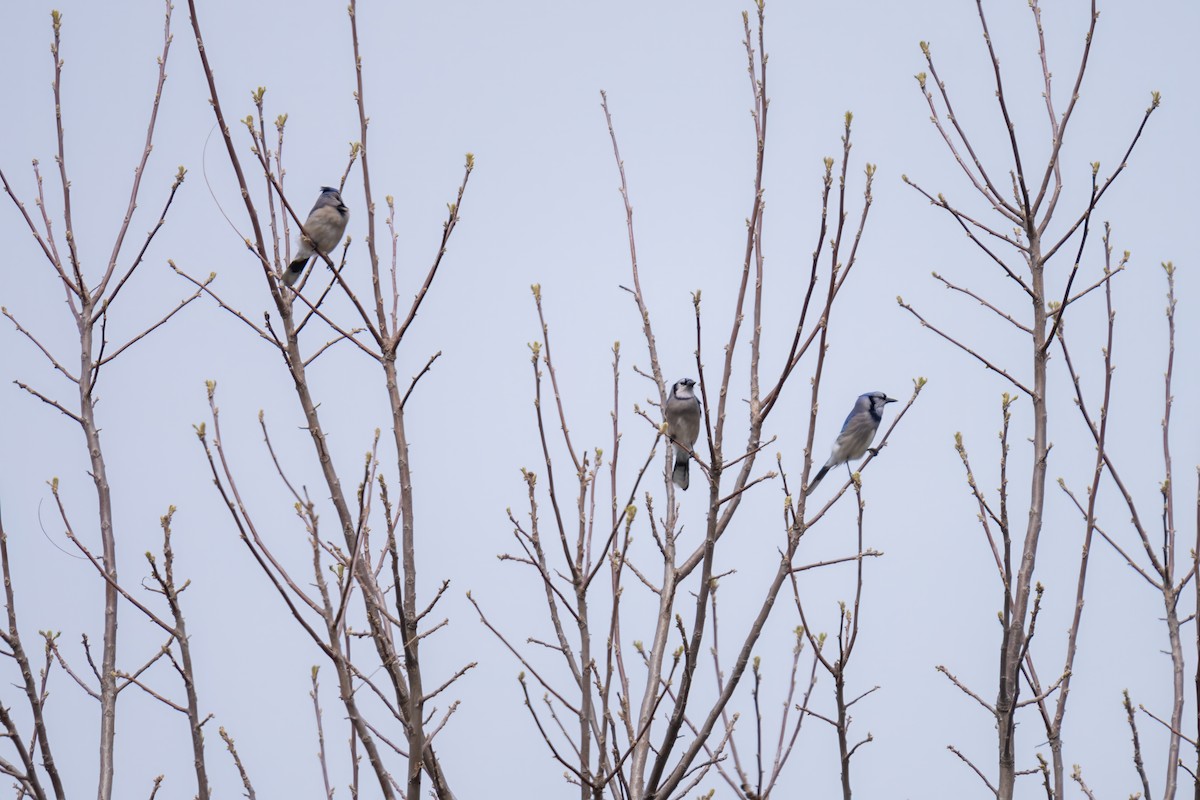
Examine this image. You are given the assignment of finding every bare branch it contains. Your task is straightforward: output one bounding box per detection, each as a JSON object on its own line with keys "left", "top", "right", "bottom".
{"left": 947, "top": 745, "right": 998, "bottom": 797}
{"left": 96, "top": 280, "right": 209, "bottom": 367}
{"left": 400, "top": 351, "right": 442, "bottom": 410}
{"left": 1042, "top": 96, "right": 1160, "bottom": 263}
{"left": 932, "top": 272, "right": 1031, "bottom": 333}
{"left": 2, "top": 308, "right": 78, "bottom": 382}
{"left": 12, "top": 381, "right": 82, "bottom": 425}
{"left": 936, "top": 665, "right": 996, "bottom": 714}
{"left": 898, "top": 298, "right": 1033, "bottom": 396}
{"left": 219, "top": 727, "right": 257, "bottom": 800}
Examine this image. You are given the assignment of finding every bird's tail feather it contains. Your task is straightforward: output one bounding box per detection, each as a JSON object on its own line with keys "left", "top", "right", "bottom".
{"left": 282, "top": 257, "right": 309, "bottom": 287}
{"left": 804, "top": 464, "right": 831, "bottom": 497}
{"left": 672, "top": 456, "right": 690, "bottom": 491}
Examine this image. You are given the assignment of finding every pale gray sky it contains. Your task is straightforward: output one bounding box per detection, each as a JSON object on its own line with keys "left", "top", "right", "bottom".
{"left": 1, "top": 1, "right": 1197, "bottom": 797}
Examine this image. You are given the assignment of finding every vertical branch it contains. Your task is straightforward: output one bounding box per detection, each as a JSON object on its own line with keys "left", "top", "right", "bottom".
{"left": 95, "top": 0, "right": 174, "bottom": 296}
{"left": 600, "top": 90, "right": 677, "bottom": 796}
{"left": 311, "top": 668, "right": 335, "bottom": 800}
{"left": 712, "top": 5, "right": 769, "bottom": 466}
{"left": 1163, "top": 581, "right": 1184, "bottom": 800}
{"left": 797, "top": 475, "right": 877, "bottom": 800}
{"left": 65, "top": 52, "right": 125, "bottom": 800}
{"left": 746, "top": 2, "right": 769, "bottom": 422}
{"left": 1161, "top": 261, "right": 1177, "bottom": 580}
{"left": 48, "top": 11, "right": 84, "bottom": 291}
{"left": 795, "top": 113, "right": 856, "bottom": 505}
{"left": 252, "top": 90, "right": 283, "bottom": 273}
{"left": 0, "top": 703, "right": 49, "bottom": 800}
{"left": 751, "top": 660, "right": 764, "bottom": 797}
{"left": 346, "top": 0, "right": 387, "bottom": 334}
{"left": 1046, "top": 227, "right": 1117, "bottom": 798}
{"left": 599, "top": 91, "right": 667, "bottom": 410}
{"left": 185, "top": 0, "right": 277, "bottom": 316}
{"left": 1160, "top": 261, "right": 1182, "bottom": 800}
{"left": 146, "top": 508, "right": 211, "bottom": 800}
{"left": 708, "top": 586, "right": 750, "bottom": 793}
{"left": 346, "top": 8, "right": 475, "bottom": 789}
{"left": 219, "top": 728, "right": 256, "bottom": 800}
{"left": 1029, "top": 0, "right": 1098, "bottom": 225}
{"left": 595, "top": 342, "right": 628, "bottom": 795}
{"left": 763, "top": 628, "right": 821, "bottom": 797}
{"left": 1125, "top": 690, "right": 1153, "bottom": 800}
{"left": 973, "top": 0, "right": 1032, "bottom": 216}
{"left": 1194, "top": 467, "right": 1200, "bottom": 798}
{"left": 19, "top": 8, "right": 177, "bottom": 794}
{"left": 1057, "top": 247, "right": 1191, "bottom": 800}
{"left": 0, "top": 505, "right": 66, "bottom": 800}
{"left": 276, "top": 114, "right": 292, "bottom": 266}
{"left": 374, "top": 165, "right": 472, "bottom": 800}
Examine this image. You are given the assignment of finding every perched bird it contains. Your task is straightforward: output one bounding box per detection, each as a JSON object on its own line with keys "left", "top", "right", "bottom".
{"left": 282, "top": 187, "right": 350, "bottom": 287}
{"left": 664, "top": 378, "right": 702, "bottom": 490}
{"left": 806, "top": 391, "right": 896, "bottom": 496}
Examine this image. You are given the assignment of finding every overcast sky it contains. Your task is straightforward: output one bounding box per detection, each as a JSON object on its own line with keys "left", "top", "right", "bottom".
{"left": 1, "top": 1, "right": 1198, "bottom": 797}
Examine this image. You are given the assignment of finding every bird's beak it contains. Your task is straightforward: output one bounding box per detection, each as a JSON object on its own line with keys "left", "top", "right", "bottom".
{"left": 885, "top": 396, "right": 897, "bottom": 404}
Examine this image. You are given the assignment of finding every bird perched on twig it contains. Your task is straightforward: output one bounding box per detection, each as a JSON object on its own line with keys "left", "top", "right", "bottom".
{"left": 664, "top": 378, "right": 702, "bottom": 490}
{"left": 805, "top": 391, "right": 896, "bottom": 496}
{"left": 282, "top": 186, "right": 350, "bottom": 288}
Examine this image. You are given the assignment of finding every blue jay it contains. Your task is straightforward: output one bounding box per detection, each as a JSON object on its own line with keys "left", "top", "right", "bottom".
{"left": 664, "top": 378, "right": 702, "bottom": 490}
{"left": 805, "top": 391, "right": 896, "bottom": 496}
{"left": 282, "top": 187, "right": 350, "bottom": 288}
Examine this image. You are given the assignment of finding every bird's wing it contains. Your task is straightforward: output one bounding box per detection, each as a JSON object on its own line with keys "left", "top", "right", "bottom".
{"left": 832, "top": 411, "right": 878, "bottom": 461}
